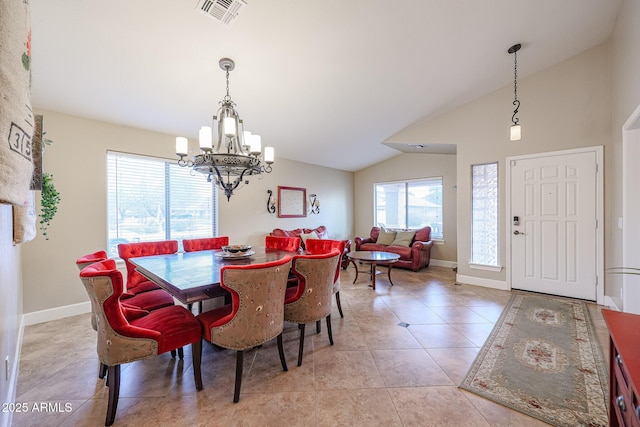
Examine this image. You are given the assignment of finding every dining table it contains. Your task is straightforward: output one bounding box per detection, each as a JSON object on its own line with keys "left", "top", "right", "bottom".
{"left": 129, "top": 246, "right": 298, "bottom": 305}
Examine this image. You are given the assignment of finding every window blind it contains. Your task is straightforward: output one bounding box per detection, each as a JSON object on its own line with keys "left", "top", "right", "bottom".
{"left": 106, "top": 151, "right": 217, "bottom": 256}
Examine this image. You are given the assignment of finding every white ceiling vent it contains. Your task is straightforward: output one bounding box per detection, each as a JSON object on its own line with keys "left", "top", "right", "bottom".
{"left": 196, "top": 0, "right": 247, "bottom": 27}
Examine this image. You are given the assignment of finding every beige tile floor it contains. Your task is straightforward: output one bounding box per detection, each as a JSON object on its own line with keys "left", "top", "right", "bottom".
{"left": 12, "top": 265, "right": 610, "bottom": 427}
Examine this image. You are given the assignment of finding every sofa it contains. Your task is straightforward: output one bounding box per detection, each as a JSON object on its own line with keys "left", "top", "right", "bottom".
{"left": 354, "top": 226, "right": 433, "bottom": 271}
{"left": 270, "top": 225, "right": 352, "bottom": 270}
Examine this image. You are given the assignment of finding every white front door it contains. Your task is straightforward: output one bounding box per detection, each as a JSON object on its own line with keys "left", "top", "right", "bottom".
{"left": 510, "top": 150, "right": 598, "bottom": 300}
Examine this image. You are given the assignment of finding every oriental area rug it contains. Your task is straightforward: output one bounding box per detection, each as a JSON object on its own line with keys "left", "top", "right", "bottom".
{"left": 459, "top": 292, "right": 609, "bottom": 427}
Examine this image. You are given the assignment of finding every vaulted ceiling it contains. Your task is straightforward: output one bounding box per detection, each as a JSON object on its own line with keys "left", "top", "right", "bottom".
{"left": 30, "top": 0, "right": 621, "bottom": 171}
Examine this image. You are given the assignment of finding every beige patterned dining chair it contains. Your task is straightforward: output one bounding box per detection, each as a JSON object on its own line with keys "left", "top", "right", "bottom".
{"left": 196, "top": 256, "right": 293, "bottom": 403}
{"left": 304, "top": 239, "right": 347, "bottom": 318}
{"left": 284, "top": 249, "right": 341, "bottom": 366}
{"left": 79, "top": 259, "right": 203, "bottom": 426}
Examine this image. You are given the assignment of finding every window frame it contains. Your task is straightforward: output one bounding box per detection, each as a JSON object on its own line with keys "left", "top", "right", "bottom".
{"left": 373, "top": 176, "right": 444, "bottom": 240}
{"left": 470, "top": 161, "right": 500, "bottom": 269}
{"left": 106, "top": 150, "right": 218, "bottom": 256}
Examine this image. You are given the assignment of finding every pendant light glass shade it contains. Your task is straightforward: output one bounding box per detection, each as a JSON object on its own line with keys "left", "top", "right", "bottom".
{"left": 510, "top": 124, "right": 521, "bottom": 141}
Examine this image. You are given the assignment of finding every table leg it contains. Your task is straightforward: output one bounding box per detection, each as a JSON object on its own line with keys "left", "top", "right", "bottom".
{"left": 350, "top": 260, "right": 359, "bottom": 284}
{"left": 370, "top": 262, "right": 376, "bottom": 290}
{"left": 387, "top": 263, "right": 394, "bottom": 286}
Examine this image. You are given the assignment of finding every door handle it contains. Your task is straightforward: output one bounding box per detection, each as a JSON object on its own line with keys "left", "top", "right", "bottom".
{"left": 513, "top": 230, "right": 526, "bottom": 235}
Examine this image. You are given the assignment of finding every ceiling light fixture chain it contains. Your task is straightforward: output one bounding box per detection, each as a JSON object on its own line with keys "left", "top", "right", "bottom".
{"left": 508, "top": 43, "right": 522, "bottom": 141}
{"left": 223, "top": 63, "right": 232, "bottom": 102}
{"left": 175, "top": 57, "right": 275, "bottom": 201}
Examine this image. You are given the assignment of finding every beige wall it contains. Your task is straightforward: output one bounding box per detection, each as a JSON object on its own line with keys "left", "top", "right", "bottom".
{"left": 354, "top": 153, "right": 457, "bottom": 263}
{"left": 218, "top": 157, "right": 354, "bottom": 246}
{"left": 381, "top": 42, "right": 612, "bottom": 288}
{"left": 21, "top": 110, "right": 353, "bottom": 314}
{"left": 608, "top": 0, "right": 640, "bottom": 309}
{"left": 0, "top": 205, "right": 23, "bottom": 421}
{"left": 18, "top": 0, "right": 640, "bottom": 316}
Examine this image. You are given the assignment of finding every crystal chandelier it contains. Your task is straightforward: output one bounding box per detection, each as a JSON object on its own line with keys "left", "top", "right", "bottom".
{"left": 175, "top": 58, "right": 274, "bottom": 201}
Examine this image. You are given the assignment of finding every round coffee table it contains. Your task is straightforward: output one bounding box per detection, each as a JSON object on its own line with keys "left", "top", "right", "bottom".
{"left": 346, "top": 251, "right": 400, "bottom": 290}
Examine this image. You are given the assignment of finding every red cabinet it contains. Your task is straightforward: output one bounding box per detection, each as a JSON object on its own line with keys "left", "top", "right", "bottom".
{"left": 602, "top": 309, "right": 640, "bottom": 427}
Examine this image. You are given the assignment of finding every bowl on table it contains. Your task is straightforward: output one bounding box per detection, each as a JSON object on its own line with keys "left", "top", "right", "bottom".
{"left": 222, "top": 245, "right": 252, "bottom": 254}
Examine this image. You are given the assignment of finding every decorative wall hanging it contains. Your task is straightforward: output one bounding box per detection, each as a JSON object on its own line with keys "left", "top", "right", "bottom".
{"left": 309, "top": 193, "right": 320, "bottom": 214}
{"left": 267, "top": 189, "right": 276, "bottom": 214}
{"left": 0, "top": 0, "right": 34, "bottom": 206}
{"left": 30, "top": 115, "right": 43, "bottom": 190}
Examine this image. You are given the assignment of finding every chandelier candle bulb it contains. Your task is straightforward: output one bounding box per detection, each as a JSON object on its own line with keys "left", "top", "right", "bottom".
{"left": 199, "top": 126, "right": 212, "bottom": 150}
{"left": 176, "top": 137, "right": 188, "bottom": 156}
{"left": 249, "top": 134, "right": 261, "bottom": 155}
{"left": 243, "top": 131, "right": 252, "bottom": 149}
{"left": 264, "top": 146, "right": 275, "bottom": 163}
{"left": 223, "top": 116, "right": 236, "bottom": 136}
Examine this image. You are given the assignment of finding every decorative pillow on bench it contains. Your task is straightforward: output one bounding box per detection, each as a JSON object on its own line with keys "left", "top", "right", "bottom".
{"left": 300, "top": 230, "right": 319, "bottom": 247}
{"left": 376, "top": 227, "right": 396, "bottom": 245}
{"left": 390, "top": 230, "right": 416, "bottom": 247}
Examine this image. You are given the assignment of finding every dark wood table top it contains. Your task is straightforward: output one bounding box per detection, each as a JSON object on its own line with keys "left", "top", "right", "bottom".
{"left": 347, "top": 251, "right": 400, "bottom": 263}
{"left": 129, "top": 246, "right": 297, "bottom": 305}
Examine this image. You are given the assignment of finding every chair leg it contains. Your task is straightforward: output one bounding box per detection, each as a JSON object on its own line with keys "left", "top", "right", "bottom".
{"left": 326, "top": 314, "right": 334, "bottom": 346}
{"left": 198, "top": 301, "right": 203, "bottom": 314}
{"left": 277, "top": 333, "right": 288, "bottom": 372}
{"left": 192, "top": 340, "right": 203, "bottom": 391}
{"left": 178, "top": 347, "right": 184, "bottom": 360}
{"left": 105, "top": 365, "right": 121, "bottom": 426}
{"left": 187, "top": 303, "right": 193, "bottom": 312}
{"left": 170, "top": 349, "right": 177, "bottom": 358}
{"left": 98, "top": 363, "right": 107, "bottom": 379}
{"left": 316, "top": 320, "right": 321, "bottom": 334}
{"left": 335, "top": 291, "right": 344, "bottom": 318}
{"left": 233, "top": 350, "right": 244, "bottom": 403}
{"left": 297, "top": 323, "right": 306, "bottom": 367}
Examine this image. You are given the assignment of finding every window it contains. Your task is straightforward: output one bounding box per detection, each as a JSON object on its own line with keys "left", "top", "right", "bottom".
{"left": 374, "top": 177, "right": 443, "bottom": 239}
{"left": 471, "top": 162, "right": 498, "bottom": 266}
{"left": 107, "top": 151, "right": 217, "bottom": 256}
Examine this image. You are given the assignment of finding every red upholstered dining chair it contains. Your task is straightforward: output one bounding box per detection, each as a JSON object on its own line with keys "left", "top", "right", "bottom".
{"left": 78, "top": 251, "right": 175, "bottom": 315}
{"left": 117, "top": 241, "right": 177, "bottom": 310}
{"left": 76, "top": 250, "right": 109, "bottom": 379}
{"left": 76, "top": 250, "right": 109, "bottom": 270}
{"left": 183, "top": 236, "right": 229, "bottom": 252}
{"left": 305, "top": 239, "right": 347, "bottom": 318}
{"left": 196, "top": 256, "right": 292, "bottom": 403}
{"left": 182, "top": 237, "right": 232, "bottom": 313}
{"left": 284, "top": 249, "right": 341, "bottom": 366}
{"left": 265, "top": 235, "right": 302, "bottom": 252}
{"left": 76, "top": 250, "right": 109, "bottom": 330}
{"left": 265, "top": 235, "right": 301, "bottom": 288}
{"left": 79, "top": 259, "right": 203, "bottom": 426}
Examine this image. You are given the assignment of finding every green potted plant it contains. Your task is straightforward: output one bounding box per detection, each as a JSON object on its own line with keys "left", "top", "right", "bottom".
{"left": 39, "top": 172, "right": 60, "bottom": 240}
{"left": 38, "top": 132, "right": 60, "bottom": 240}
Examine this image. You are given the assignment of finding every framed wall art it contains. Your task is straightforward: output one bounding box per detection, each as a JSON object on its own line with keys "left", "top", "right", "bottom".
{"left": 277, "top": 186, "right": 306, "bottom": 218}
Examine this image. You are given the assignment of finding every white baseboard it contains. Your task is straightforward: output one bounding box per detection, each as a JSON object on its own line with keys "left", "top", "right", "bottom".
{"left": 1, "top": 315, "right": 25, "bottom": 427}
{"left": 23, "top": 301, "right": 92, "bottom": 326}
{"left": 429, "top": 259, "right": 457, "bottom": 269}
{"left": 603, "top": 296, "right": 621, "bottom": 311}
{"left": 456, "top": 274, "right": 509, "bottom": 291}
